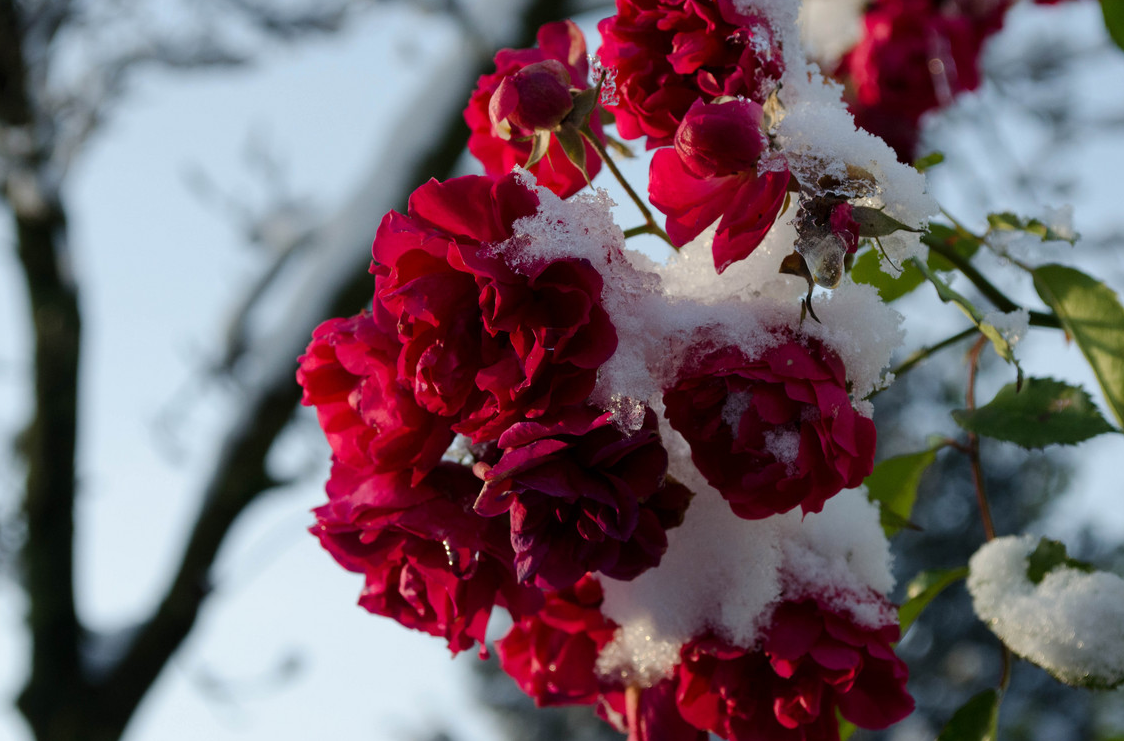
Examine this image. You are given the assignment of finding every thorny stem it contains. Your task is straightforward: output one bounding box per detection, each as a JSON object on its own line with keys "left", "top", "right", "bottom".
{"left": 582, "top": 129, "right": 673, "bottom": 247}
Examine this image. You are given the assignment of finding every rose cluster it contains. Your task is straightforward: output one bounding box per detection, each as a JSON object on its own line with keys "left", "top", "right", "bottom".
{"left": 297, "top": 3, "right": 938, "bottom": 740}
{"left": 499, "top": 576, "right": 911, "bottom": 741}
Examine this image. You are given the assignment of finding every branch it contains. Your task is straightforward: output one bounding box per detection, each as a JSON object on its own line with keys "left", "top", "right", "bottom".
{"left": 12, "top": 197, "right": 84, "bottom": 738}
{"left": 2, "top": 2, "right": 86, "bottom": 737}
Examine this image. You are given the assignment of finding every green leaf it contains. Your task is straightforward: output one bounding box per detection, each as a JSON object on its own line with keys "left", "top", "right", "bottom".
{"left": 865, "top": 448, "right": 938, "bottom": 536}
{"left": 899, "top": 567, "right": 969, "bottom": 634}
{"left": 913, "top": 151, "right": 945, "bottom": 172}
{"left": 987, "top": 211, "right": 1076, "bottom": 244}
{"left": 836, "top": 712, "right": 857, "bottom": 740}
{"left": 1025, "top": 537, "right": 1095, "bottom": 585}
{"left": 524, "top": 131, "right": 551, "bottom": 169}
{"left": 913, "top": 259, "right": 1020, "bottom": 368}
{"left": 1103, "top": 0, "right": 1124, "bottom": 52}
{"left": 952, "top": 377, "right": 1117, "bottom": 448}
{"left": 923, "top": 224, "right": 982, "bottom": 271}
{"left": 851, "top": 206, "right": 922, "bottom": 238}
{"left": 1033, "top": 264, "right": 1124, "bottom": 428}
{"left": 936, "top": 690, "right": 1000, "bottom": 741}
{"left": 850, "top": 247, "right": 924, "bottom": 302}
{"left": 554, "top": 124, "right": 587, "bottom": 179}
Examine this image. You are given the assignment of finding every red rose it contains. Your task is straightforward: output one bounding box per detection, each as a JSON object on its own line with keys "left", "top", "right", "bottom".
{"left": 673, "top": 98, "right": 767, "bottom": 178}
{"left": 475, "top": 405, "right": 691, "bottom": 589}
{"left": 676, "top": 598, "right": 913, "bottom": 740}
{"left": 662, "top": 333, "right": 876, "bottom": 519}
{"left": 465, "top": 20, "right": 604, "bottom": 198}
{"left": 312, "top": 462, "right": 542, "bottom": 654}
{"left": 373, "top": 172, "right": 618, "bottom": 445}
{"left": 649, "top": 98, "right": 789, "bottom": 273}
{"left": 497, "top": 574, "right": 618, "bottom": 706}
{"left": 489, "top": 59, "right": 575, "bottom": 136}
{"left": 838, "top": 0, "right": 1002, "bottom": 160}
{"left": 597, "top": 0, "right": 783, "bottom": 147}
{"left": 296, "top": 308, "right": 454, "bottom": 484}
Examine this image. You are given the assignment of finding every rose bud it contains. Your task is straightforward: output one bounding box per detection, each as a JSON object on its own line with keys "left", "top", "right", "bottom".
{"left": 673, "top": 98, "right": 768, "bottom": 179}
{"left": 489, "top": 59, "right": 575, "bottom": 140}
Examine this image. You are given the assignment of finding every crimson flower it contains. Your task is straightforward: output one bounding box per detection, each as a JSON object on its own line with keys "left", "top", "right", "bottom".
{"left": 837, "top": 0, "right": 1003, "bottom": 160}
{"left": 662, "top": 334, "right": 875, "bottom": 519}
{"left": 466, "top": 20, "right": 604, "bottom": 198}
{"left": 674, "top": 598, "right": 913, "bottom": 740}
{"left": 312, "top": 462, "right": 542, "bottom": 654}
{"left": 476, "top": 405, "right": 691, "bottom": 589}
{"left": 372, "top": 172, "right": 618, "bottom": 444}
{"left": 497, "top": 574, "right": 618, "bottom": 706}
{"left": 597, "top": 0, "right": 783, "bottom": 147}
{"left": 649, "top": 98, "right": 790, "bottom": 273}
{"left": 296, "top": 308, "right": 454, "bottom": 484}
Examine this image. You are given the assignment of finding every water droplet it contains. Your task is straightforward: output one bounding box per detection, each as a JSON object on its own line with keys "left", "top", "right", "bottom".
{"left": 443, "top": 540, "right": 481, "bottom": 579}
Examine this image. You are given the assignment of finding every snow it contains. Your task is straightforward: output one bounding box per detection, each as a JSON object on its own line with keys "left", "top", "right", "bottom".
{"left": 797, "top": 0, "right": 865, "bottom": 68}
{"left": 968, "top": 535, "right": 1124, "bottom": 688}
{"left": 737, "top": 0, "right": 939, "bottom": 272}
{"left": 776, "top": 488, "right": 897, "bottom": 628}
{"left": 982, "top": 308, "right": 1030, "bottom": 350}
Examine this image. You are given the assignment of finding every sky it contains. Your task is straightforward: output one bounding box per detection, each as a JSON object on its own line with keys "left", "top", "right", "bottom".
{"left": 2, "top": 2, "right": 1123, "bottom": 741}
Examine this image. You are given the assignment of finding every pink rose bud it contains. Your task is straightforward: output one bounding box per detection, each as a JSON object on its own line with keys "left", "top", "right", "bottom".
{"left": 673, "top": 99, "right": 768, "bottom": 179}
{"left": 489, "top": 59, "right": 574, "bottom": 139}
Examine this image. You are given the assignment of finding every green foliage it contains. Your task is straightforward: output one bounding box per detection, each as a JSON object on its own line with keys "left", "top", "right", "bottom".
{"left": 913, "top": 151, "right": 945, "bottom": 172}
{"left": 850, "top": 222, "right": 980, "bottom": 303}
{"left": 1025, "top": 537, "right": 1095, "bottom": 585}
{"left": 555, "top": 124, "right": 587, "bottom": 178}
{"left": 913, "top": 259, "right": 1021, "bottom": 371}
{"left": 899, "top": 567, "right": 969, "bottom": 635}
{"left": 1033, "top": 264, "right": 1124, "bottom": 428}
{"left": 1102, "top": 0, "right": 1124, "bottom": 51}
{"left": 851, "top": 206, "right": 922, "bottom": 238}
{"left": 850, "top": 248, "right": 924, "bottom": 302}
{"left": 952, "top": 377, "right": 1117, "bottom": 448}
{"left": 924, "top": 223, "right": 982, "bottom": 270}
{"left": 936, "top": 690, "right": 1000, "bottom": 741}
{"left": 865, "top": 448, "right": 938, "bottom": 536}
{"left": 986, "top": 211, "right": 1077, "bottom": 244}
